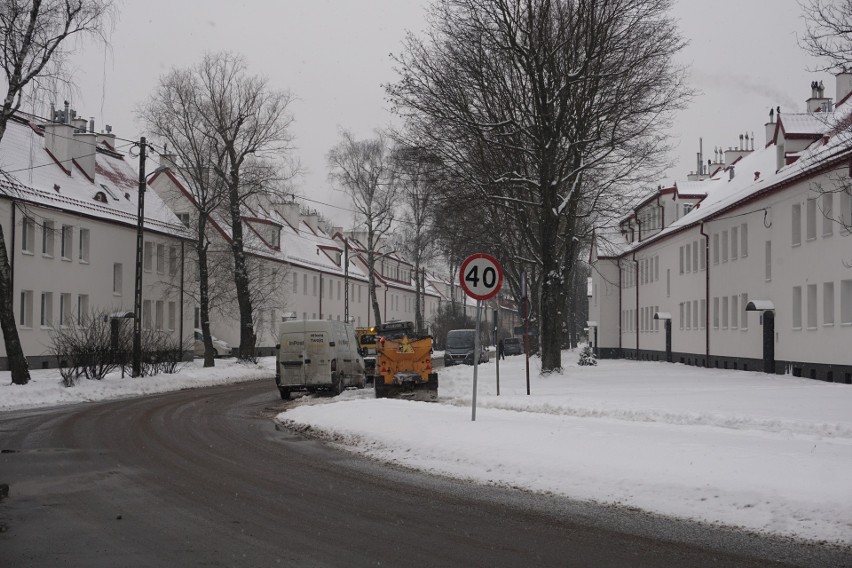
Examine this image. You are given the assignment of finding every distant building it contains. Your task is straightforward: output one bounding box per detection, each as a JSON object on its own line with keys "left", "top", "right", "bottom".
{"left": 589, "top": 73, "right": 852, "bottom": 383}
{"left": 0, "top": 107, "right": 191, "bottom": 368}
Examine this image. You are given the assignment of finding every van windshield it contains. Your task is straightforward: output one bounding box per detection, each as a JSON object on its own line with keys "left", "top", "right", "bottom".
{"left": 447, "top": 332, "right": 475, "bottom": 349}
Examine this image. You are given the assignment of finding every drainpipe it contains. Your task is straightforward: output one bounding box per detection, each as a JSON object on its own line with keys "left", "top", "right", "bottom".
{"left": 319, "top": 273, "right": 323, "bottom": 319}
{"left": 632, "top": 252, "right": 640, "bottom": 359}
{"left": 10, "top": 201, "right": 16, "bottom": 305}
{"left": 700, "top": 222, "right": 710, "bottom": 366}
{"left": 617, "top": 259, "right": 623, "bottom": 354}
{"left": 179, "top": 241, "right": 185, "bottom": 359}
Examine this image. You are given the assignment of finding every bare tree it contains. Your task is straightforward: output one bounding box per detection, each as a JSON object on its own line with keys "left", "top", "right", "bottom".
{"left": 139, "top": 66, "right": 228, "bottom": 367}
{"left": 0, "top": 0, "right": 113, "bottom": 384}
{"left": 328, "top": 130, "right": 398, "bottom": 327}
{"left": 150, "top": 52, "right": 296, "bottom": 360}
{"left": 800, "top": 0, "right": 852, "bottom": 72}
{"left": 387, "top": 0, "right": 690, "bottom": 372}
{"left": 392, "top": 146, "right": 441, "bottom": 333}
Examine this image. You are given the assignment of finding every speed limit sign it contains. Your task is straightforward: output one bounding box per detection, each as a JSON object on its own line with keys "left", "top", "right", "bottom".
{"left": 460, "top": 253, "right": 503, "bottom": 301}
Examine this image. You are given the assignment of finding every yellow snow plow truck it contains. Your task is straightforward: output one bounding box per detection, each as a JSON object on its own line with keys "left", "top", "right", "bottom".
{"left": 373, "top": 321, "right": 438, "bottom": 401}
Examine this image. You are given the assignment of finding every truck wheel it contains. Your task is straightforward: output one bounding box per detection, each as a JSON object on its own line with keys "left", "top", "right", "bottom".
{"left": 278, "top": 387, "right": 290, "bottom": 400}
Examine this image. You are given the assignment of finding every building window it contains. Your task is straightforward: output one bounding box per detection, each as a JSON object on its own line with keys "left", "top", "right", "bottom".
{"left": 79, "top": 228, "right": 90, "bottom": 263}
{"left": 740, "top": 223, "right": 748, "bottom": 257}
{"left": 113, "top": 263, "right": 122, "bottom": 295}
{"left": 177, "top": 212, "right": 191, "bottom": 227}
{"left": 699, "top": 241, "right": 706, "bottom": 271}
{"left": 654, "top": 256, "right": 659, "bottom": 281}
{"left": 144, "top": 241, "right": 154, "bottom": 272}
{"left": 21, "top": 217, "right": 35, "bottom": 253}
{"left": 731, "top": 226, "right": 738, "bottom": 260}
{"left": 155, "top": 300, "right": 164, "bottom": 330}
{"left": 722, "top": 296, "right": 729, "bottom": 329}
{"left": 77, "top": 294, "right": 89, "bottom": 323}
{"left": 692, "top": 300, "right": 699, "bottom": 330}
{"left": 824, "top": 282, "right": 835, "bottom": 326}
{"left": 40, "top": 292, "right": 53, "bottom": 327}
{"left": 684, "top": 246, "right": 691, "bottom": 273}
{"left": 313, "top": 275, "right": 317, "bottom": 296}
{"left": 679, "top": 246, "right": 684, "bottom": 274}
{"left": 822, "top": 193, "right": 834, "bottom": 237}
{"left": 156, "top": 244, "right": 165, "bottom": 274}
{"left": 685, "top": 302, "right": 691, "bottom": 330}
{"left": 292, "top": 271, "right": 298, "bottom": 294}
{"left": 169, "top": 246, "right": 178, "bottom": 276}
{"left": 19, "top": 290, "right": 33, "bottom": 327}
{"left": 168, "top": 301, "right": 176, "bottom": 331}
{"left": 713, "top": 297, "right": 719, "bottom": 329}
{"left": 59, "top": 293, "right": 71, "bottom": 326}
{"left": 741, "top": 293, "right": 748, "bottom": 331}
{"left": 731, "top": 295, "right": 738, "bottom": 329}
{"left": 765, "top": 241, "right": 772, "bottom": 281}
{"left": 721, "top": 231, "right": 729, "bottom": 262}
{"left": 792, "top": 203, "right": 802, "bottom": 246}
{"left": 713, "top": 233, "right": 720, "bottom": 264}
{"left": 60, "top": 225, "right": 73, "bottom": 259}
{"left": 679, "top": 303, "right": 684, "bottom": 329}
{"left": 42, "top": 220, "right": 55, "bottom": 256}
{"left": 840, "top": 189, "right": 852, "bottom": 230}
{"left": 700, "top": 299, "right": 706, "bottom": 329}
{"left": 807, "top": 284, "right": 817, "bottom": 329}
{"left": 692, "top": 241, "right": 698, "bottom": 272}
{"left": 841, "top": 280, "right": 852, "bottom": 325}
{"left": 806, "top": 198, "right": 817, "bottom": 241}
{"left": 792, "top": 286, "right": 802, "bottom": 329}
{"left": 143, "top": 300, "right": 152, "bottom": 330}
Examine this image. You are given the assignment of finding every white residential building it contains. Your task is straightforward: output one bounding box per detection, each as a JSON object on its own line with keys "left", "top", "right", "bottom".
{"left": 0, "top": 107, "right": 192, "bottom": 368}
{"left": 149, "top": 166, "right": 443, "bottom": 353}
{"left": 589, "top": 75, "right": 852, "bottom": 383}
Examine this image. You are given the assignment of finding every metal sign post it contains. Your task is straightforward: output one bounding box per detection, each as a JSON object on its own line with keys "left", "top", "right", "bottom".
{"left": 472, "top": 300, "right": 481, "bottom": 421}
{"left": 459, "top": 253, "right": 503, "bottom": 422}
{"left": 493, "top": 308, "right": 499, "bottom": 396}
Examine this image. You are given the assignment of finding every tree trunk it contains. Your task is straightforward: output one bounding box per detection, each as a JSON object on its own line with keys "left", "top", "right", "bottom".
{"left": 196, "top": 217, "right": 215, "bottom": 368}
{"left": 367, "top": 227, "right": 382, "bottom": 328}
{"left": 228, "top": 184, "right": 256, "bottom": 359}
{"left": 0, "top": 223, "right": 30, "bottom": 383}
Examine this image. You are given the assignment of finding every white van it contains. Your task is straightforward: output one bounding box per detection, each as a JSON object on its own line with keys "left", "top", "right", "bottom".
{"left": 275, "top": 320, "right": 366, "bottom": 399}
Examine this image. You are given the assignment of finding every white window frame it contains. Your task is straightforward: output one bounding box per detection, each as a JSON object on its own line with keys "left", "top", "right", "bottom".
{"left": 113, "top": 263, "right": 123, "bottom": 296}
{"left": 841, "top": 280, "right": 852, "bottom": 325}
{"left": 42, "top": 220, "right": 54, "bottom": 257}
{"left": 822, "top": 193, "right": 833, "bottom": 237}
{"left": 60, "top": 225, "right": 73, "bottom": 260}
{"left": 40, "top": 292, "right": 53, "bottom": 327}
{"left": 78, "top": 228, "right": 90, "bottom": 263}
{"left": 807, "top": 284, "right": 818, "bottom": 329}
{"left": 824, "top": 282, "right": 835, "bottom": 327}
{"left": 19, "top": 290, "right": 33, "bottom": 327}
{"left": 77, "top": 294, "right": 89, "bottom": 323}
{"left": 792, "top": 203, "right": 802, "bottom": 246}
{"left": 792, "top": 286, "right": 802, "bottom": 329}
{"left": 21, "top": 217, "right": 35, "bottom": 254}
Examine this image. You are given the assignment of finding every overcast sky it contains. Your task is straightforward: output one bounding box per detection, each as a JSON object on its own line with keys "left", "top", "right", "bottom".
{"left": 60, "top": 0, "right": 822, "bottom": 227}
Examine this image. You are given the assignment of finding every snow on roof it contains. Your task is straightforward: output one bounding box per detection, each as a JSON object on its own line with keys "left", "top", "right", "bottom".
{"left": 0, "top": 116, "right": 189, "bottom": 236}
{"left": 672, "top": 180, "right": 708, "bottom": 196}
{"left": 780, "top": 112, "right": 833, "bottom": 136}
{"left": 605, "top": 109, "right": 852, "bottom": 257}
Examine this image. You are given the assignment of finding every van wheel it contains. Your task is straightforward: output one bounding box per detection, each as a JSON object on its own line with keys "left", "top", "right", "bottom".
{"left": 333, "top": 373, "right": 345, "bottom": 396}
{"left": 278, "top": 387, "right": 290, "bottom": 400}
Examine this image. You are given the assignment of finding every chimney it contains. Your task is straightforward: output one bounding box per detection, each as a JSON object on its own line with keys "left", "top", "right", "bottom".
{"left": 276, "top": 201, "right": 300, "bottom": 228}
{"left": 158, "top": 152, "right": 179, "bottom": 171}
{"left": 835, "top": 69, "right": 852, "bottom": 107}
{"left": 807, "top": 79, "right": 833, "bottom": 113}
{"left": 303, "top": 213, "right": 320, "bottom": 233}
{"left": 96, "top": 125, "right": 116, "bottom": 150}
{"left": 765, "top": 108, "right": 777, "bottom": 147}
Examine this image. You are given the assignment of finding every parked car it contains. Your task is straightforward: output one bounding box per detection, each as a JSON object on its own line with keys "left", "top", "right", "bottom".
{"left": 445, "top": 329, "right": 489, "bottom": 366}
{"left": 275, "top": 320, "right": 366, "bottom": 399}
{"left": 502, "top": 337, "right": 523, "bottom": 356}
{"left": 194, "top": 329, "right": 231, "bottom": 358}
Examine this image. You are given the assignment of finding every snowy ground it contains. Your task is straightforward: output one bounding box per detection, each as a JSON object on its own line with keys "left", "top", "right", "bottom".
{"left": 1, "top": 352, "right": 851, "bottom": 547}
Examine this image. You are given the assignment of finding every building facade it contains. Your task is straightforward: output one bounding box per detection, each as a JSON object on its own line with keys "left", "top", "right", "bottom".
{"left": 0, "top": 108, "right": 192, "bottom": 369}
{"left": 589, "top": 75, "right": 852, "bottom": 383}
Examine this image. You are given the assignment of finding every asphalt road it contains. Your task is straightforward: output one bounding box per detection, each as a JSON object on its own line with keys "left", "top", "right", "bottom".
{"left": 1, "top": 379, "right": 849, "bottom": 567}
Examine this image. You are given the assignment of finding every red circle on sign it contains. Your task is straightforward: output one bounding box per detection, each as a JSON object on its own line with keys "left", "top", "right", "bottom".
{"left": 459, "top": 253, "right": 503, "bottom": 301}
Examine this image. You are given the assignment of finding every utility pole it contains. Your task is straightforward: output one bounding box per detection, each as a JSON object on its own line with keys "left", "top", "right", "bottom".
{"left": 344, "top": 238, "right": 350, "bottom": 322}
{"left": 132, "top": 137, "right": 147, "bottom": 377}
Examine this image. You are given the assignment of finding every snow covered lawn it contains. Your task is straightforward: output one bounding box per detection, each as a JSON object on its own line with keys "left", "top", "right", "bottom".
{"left": 278, "top": 351, "right": 852, "bottom": 546}
{"left": 0, "top": 357, "right": 276, "bottom": 411}
{"left": 1, "top": 351, "right": 850, "bottom": 546}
